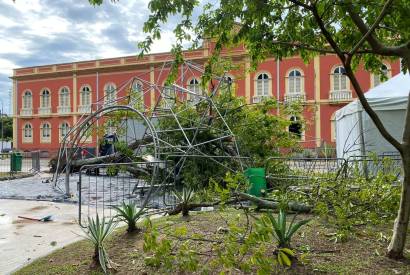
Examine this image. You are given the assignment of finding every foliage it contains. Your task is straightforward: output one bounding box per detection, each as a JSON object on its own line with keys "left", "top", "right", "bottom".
{"left": 142, "top": 218, "right": 200, "bottom": 272}
{"left": 112, "top": 201, "right": 146, "bottom": 232}
{"left": 172, "top": 187, "right": 195, "bottom": 216}
{"left": 255, "top": 209, "right": 310, "bottom": 249}
{"left": 159, "top": 91, "right": 301, "bottom": 189}
{"left": 273, "top": 157, "right": 401, "bottom": 242}
{"left": 0, "top": 115, "right": 12, "bottom": 141}
{"left": 81, "top": 215, "right": 117, "bottom": 274}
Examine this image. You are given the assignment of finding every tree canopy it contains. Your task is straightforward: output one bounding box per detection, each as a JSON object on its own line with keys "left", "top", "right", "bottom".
{"left": 89, "top": 0, "right": 410, "bottom": 260}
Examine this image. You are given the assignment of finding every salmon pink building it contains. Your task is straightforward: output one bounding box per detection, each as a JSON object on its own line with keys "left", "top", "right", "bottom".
{"left": 11, "top": 42, "right": 400, "bottom": 156}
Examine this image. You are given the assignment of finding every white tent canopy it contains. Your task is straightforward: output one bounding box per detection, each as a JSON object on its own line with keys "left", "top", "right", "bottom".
{"left": 335, "top": 72, "right": 410, "bottom": 159}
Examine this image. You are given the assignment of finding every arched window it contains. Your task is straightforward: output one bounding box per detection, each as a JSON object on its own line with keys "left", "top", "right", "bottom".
{"left": 58, "top": 87, "right": 70, "bottom": 114}
{"left": 23, "top": 91, "right": 32, "bottom": 109}
{"left": 104, "top": 83, "right": 116, "bottom": 105}
{"left": 288, "top": 70, "right": 302, "bottom": 94}
{"left": 289, "top": 116, "right": 302, "bottom": 139}
{"left": 132, "top": 81, "right": 142, "bottom": 93}
{"left": 333, "top": 66, "right": 347, "bottom": 91}
{"left": 80, "top": 86, "right": 91, "bottom": 106}
{"left": 40, "top": 89, "right": 50, "bottom": 108}
{"left": 131, "top": 81, "right": 144, "bottom": 109}
{"left": 22, "top": 123, "right": 32, "bottom": 143}
{"left": 373, "top": 64, "right": 390, "bottom": 87}
{"left": 24, "top": 124, "right": 32, "bottom": 138}
{"left": 59, "top": 87, "right": 70, "bottom": 107}
{"left": 79, "top": 86, "right": 92, "bottom": 113}
{"left": 41, "top": 122, "right": 51, "bottom": 142}
{"left": 188, "top": 78, "right": 200, "bottom": 94}
{"left": 60, "top": 122, "right": 70, "bottom": 139}
{"left": 187, "top": 78, "right": 201, "bottom": 103}
{"left": 162, "top": 85, "right": 175, "bottom": 107}
{"left": 80, "top": 122, "right": 92, "bottom": 142}
{"left": 256, "top": 73, "right": 270, "bottom": 96}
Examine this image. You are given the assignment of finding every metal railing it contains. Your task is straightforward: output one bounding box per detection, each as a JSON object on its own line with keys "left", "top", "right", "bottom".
{"left": 284, "top": 93, "right": 306, "bottom": 103}
{"left": 265, "top": 155, "right": 402, "bottom": 189}
{"left": 0, "top": 151, "right": 41, "bottom": 180}
{"left": 78, "top": 161, "right": 177, "bottom": 227}
{"left": 329, "top": 90, "right": 352, "bottom": 102}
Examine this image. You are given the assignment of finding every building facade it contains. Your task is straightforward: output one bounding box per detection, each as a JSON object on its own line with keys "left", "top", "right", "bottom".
{"left": 11, "top": 42, "right": 400, "bottom": 156}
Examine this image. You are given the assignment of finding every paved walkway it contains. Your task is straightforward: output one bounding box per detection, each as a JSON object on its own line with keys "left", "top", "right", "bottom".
{"left": 0, "top": 199, "right": 82, "bottom": 275}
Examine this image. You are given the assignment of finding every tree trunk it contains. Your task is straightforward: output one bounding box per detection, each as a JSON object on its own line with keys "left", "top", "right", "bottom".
{"left": 234, "top": 192, "right": 312, "bottom": 213}
{"left": 387, "top": 148, "right": 410, "bottom": 258}
{"left": 387, "top": 91, "right": 410, "bottom": 259}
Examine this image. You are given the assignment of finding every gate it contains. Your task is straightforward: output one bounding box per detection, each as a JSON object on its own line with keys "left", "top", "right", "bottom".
{"left": 78, "top": 161, "right": 177, "bottom": 227}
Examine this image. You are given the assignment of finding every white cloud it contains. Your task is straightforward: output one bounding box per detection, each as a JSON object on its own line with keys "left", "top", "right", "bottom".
{"left": 0, "top": 0, "right": 200, "bottom": 114}
{"left": 0, "top": 58, "right": 17, "bottom": 75}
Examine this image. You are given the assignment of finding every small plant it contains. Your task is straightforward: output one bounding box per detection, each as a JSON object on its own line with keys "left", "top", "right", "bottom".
{"left": 172, "top": 187, "right": 195, "bottom": 216}
{"left": 112, "top": 201, "right": 146, "bottom": 232}
{"left": 82, "top": 214, "right": 117, "bottom": 274}
{"left": 257, "top": 209, "right": 310, "bottom": 249}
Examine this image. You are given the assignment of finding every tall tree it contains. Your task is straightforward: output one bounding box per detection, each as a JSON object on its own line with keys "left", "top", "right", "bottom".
{"left": 89, "top": 0, "right": 410, "bottom": 258}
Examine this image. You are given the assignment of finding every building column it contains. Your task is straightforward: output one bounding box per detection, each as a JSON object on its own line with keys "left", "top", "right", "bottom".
{"left": 150, "top": 65, "right": 155, "bottom": 109}
{"left": 73, "top": 72, "right": 78, "bottom": 124}
{"left": 245, "top": 58, "right": 251, "bottom": 104}
{"left": 12, "top": 79, "right": 18, "bottom": 149}
{"left": 314, "top": 56, "right": 321, "bottom": 148}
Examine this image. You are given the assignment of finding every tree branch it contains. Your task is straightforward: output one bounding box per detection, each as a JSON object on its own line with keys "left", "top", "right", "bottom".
{"left": 349, "top": 0, "right": 393, "bottom": 55}
{"left": 344, "top": 0, "right": 408, "bottom": 57}
{"left": 310, "top": 3, "right": 346, "bottom": 63}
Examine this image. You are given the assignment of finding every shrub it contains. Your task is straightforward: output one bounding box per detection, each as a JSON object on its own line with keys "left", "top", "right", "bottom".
{"left": 256, "top": 209, "right": 310, "bottom": 249}
{"left": 112, "top": 201, "right": 146, "bottom": 232}
{"left": 82, "top": 214, "right": 117, "bottom": 273}
{"left": 172, "top": 187, "right": 195, "bottom": 216}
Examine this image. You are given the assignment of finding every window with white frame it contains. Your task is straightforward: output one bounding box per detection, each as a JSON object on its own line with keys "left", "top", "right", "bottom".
{"left": 41, "top": 122, "right": 51, "bottom": 142}
{"left": 80, "top": 122, "right": 92, "bottom": 142}
{"left": 333, "top": 66, "right": 347, "bottom": 91}
{"left": 289, "top": 116, "right": 302, "bottom": 139}
{"left": 60, "top": 122, "right": 70, "bottom": 139}
{"left": 23, "top": 123, "right": 33, "bottom": 142}
{"left": 80, "top": 86, "right": 91, "bottom": 106}
{"left": 132, "top": 81, "right": 142, "bottom": 93}
{"left": 23, "top": 91, "right": 32, "bottom": 109}
{"left": 288, "top": 70, "right": 302, "bottom": 94}
{"left": 188, "top": 78, "right": 200, "bottom": 94}
{"left": 59, "top": 87, "right": 70, "bottom": 106}
{"left": 104, "top": 83, "right": 116, "bottom": 105}
{"left": 131, "top": 81, "right": 144, "bottom": 109}
{"left": 162, "top": 85, "right": 175, "bottom": 107}
{"left": 58, "top": 87, "right": 70, "bottom": 113}
{"left": 373, "top": 64, "right": 390, "bottom": 87}
{"left": 256, "top": 73, "right": 270, "bottom": 96}
{"left": 187, "top": 78, "right": 201, "bottom": 102}
{"left": 40, "top": 89, "right": 51, "bottom": 108}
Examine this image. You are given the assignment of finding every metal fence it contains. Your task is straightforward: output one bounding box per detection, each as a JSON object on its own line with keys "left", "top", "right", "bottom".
{"left": 78, "top": 161, "right": 177, "bottom": 227}
{"left": 0, "top": 151, "right": 41, "bottom": 180}
{"left": 265, "top": 155, "right": 403, "bottom": 189}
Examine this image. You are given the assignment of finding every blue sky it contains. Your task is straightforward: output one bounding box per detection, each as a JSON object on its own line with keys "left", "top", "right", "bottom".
{"left": 0, "top": 0, "right": 202, "bottom": 114}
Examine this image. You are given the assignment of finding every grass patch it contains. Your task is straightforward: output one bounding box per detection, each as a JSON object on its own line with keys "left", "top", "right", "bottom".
{"left": 15, "top": 210, "right": 410, "bottom": 274}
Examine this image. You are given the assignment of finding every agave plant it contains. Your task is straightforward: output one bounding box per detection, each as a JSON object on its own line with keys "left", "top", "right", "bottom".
{"left": 172, "top": 187, "right": 195, "bottom": 216}
{"left": 112, "top": 201, "right": 146, "bottom": 232}
{"left": 257, "top": 209, "right": 310, "bottom": 249}
{"left": 82, "top": 214, "right": 117, "bottom": 274}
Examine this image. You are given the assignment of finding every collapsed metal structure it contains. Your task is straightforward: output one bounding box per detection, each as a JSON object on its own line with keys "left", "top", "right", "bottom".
{"left": 52, "top": 60, "right": 244, "bottom": 213}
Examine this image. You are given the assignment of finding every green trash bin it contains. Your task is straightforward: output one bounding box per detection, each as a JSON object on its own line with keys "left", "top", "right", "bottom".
{"left": 10, "top": 152, "right": 23, "bottom": 172}
{"left": 245, "top": 168, "right": 266, "bottom": 197}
